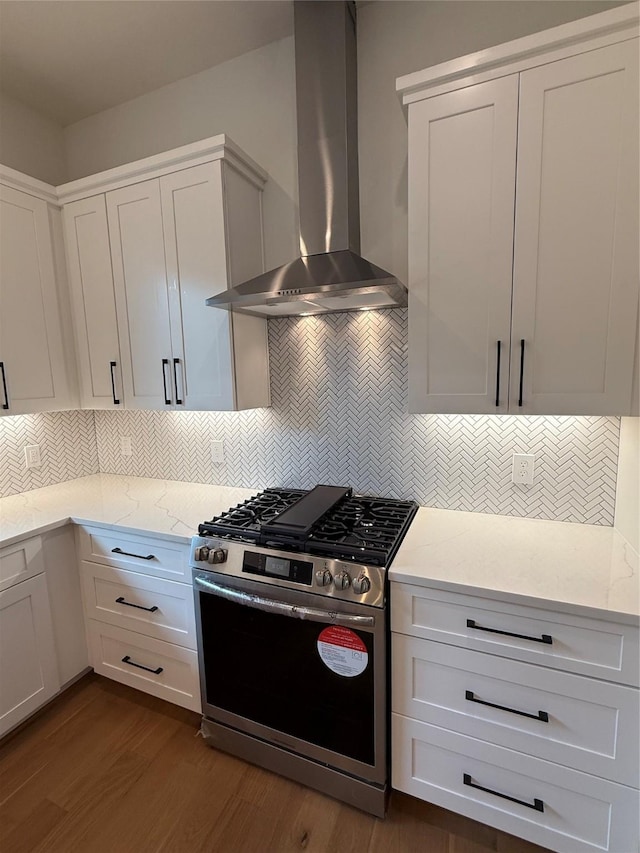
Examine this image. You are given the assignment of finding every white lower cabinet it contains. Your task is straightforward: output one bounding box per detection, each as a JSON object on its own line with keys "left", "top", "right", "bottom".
{"left": 0, "top": 529, "right": 88, "bottom": 738}
{"left": 391, "top": 583, "right": 640, "bottom": 852}
{"left": 392, "top": 716, "right": 639, "bottom": 853}
{"left": 78, "top": 526, "right": 200, "bottom": 712}
{"left": 87, "top": 621, "right": 199, "bottom": 712}
{"left": 0, "top": 573, "right": 60, "bottom": 737}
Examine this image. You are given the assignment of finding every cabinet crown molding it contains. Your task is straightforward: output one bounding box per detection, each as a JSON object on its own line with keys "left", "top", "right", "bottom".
{"left": 396, "top": 2, "right": 639, "bottom": 103}
{"left": 56, "top": 134, "right": 267, "bottom": 205}
{"left": 0, "top": 165, "right": 59, "bottom": 205}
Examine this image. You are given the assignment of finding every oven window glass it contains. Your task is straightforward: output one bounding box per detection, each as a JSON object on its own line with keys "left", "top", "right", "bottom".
{"left": 199, "top": 592, "right": 376, "bottom": 765}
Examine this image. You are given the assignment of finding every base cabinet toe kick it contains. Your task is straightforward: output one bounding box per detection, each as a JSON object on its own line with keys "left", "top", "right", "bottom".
{"left": 391, "top": 584, "right": 640, "bottom": 853}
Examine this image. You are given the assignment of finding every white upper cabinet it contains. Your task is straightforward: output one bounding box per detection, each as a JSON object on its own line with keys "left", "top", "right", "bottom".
{"left": 408, "top": 76, "right": 518, "bottom": 413}
{"left": 399, "top": 7, "right": 639, "bottom": 415}
{"left": 59, "top": 135, "right": 271, "bottom": 412}
{"left": 511, "top": 41, "right": 639, "bottom": 415}
{"left": 63, "top": 195, "right": 123, "bottom": 409}
{"left": 0, "top": 179, "right": 77, "bottom": 416}
{"left": 107, "top": 179, "right": 174, "bottom": 410}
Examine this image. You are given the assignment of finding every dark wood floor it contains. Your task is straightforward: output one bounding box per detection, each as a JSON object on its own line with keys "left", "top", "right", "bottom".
{"left": 0, "top": 675, "right": 550, "bottom": 852}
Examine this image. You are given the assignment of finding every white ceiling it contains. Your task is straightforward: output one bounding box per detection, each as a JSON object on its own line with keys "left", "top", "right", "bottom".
{"left": 0, "top": 1, "right": 293, "bottom": 127}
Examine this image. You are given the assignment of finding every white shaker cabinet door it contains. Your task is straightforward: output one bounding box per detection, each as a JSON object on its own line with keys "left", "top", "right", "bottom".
{"left": 0, "top": 573, "right": 60, "bottom": 737}
{"left": 408, "top": 75, "right": 518, "bottom": 414}
{"left": 0, "top": 185, "right": 72, "bottom": 415}
{"left": 511, "top": 40, "right": 639, "bottom": 415}
{"left": 63, "top": 195, "right": 123, "bottom": 409}
{"left": 160, "top": 163, "right": 236, "bottom": 411}
{"left": 107, "top": 180, "right": 174, "bottom": 410}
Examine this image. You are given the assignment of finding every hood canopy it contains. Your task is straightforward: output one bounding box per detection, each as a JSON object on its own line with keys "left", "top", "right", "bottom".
{"left": 207, "top": 1, "right": 405, "bottom": 318}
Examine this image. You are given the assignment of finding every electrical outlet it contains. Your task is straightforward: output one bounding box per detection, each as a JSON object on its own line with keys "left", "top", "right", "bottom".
{"left": 24, "top": 444, "right": 41, "bottom": 469}
{"left": 211, "top": 440, "right": 225, "bottom": 465}
{"left": 512, "top": 452, "right": 535, "bottom": 485}
{"left": 120, "top": 436, "right": 132, "bottom": 457}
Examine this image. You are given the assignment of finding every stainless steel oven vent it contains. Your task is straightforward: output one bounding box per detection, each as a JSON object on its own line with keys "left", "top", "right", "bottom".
{"left": 206, "top": 0, "right": 406, "bottom": 318}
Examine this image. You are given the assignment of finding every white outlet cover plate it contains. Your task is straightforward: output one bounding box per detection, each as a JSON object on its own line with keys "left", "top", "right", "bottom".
{"left": 24, "top": 444, "right": 41, "bottom": 468}
{"left": 512, "top": 452, "right": 535, "bottom": 485}
{"left": 211, "top": 440, "right": 225, "bottom": 465}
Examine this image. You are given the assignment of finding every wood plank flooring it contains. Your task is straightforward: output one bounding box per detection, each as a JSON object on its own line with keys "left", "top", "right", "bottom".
{"left": 0, "top": 675, "right": 550, "bottom": 853}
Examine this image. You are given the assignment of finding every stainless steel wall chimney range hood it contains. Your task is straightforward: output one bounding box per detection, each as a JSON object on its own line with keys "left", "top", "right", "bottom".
{"left": 206, "top": 0, "right": 406, "bottom": 318}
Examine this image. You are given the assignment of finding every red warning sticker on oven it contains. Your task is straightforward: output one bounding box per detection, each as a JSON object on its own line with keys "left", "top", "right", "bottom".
{"left": 317, "top": 626, "right": 368, "bottom": 677}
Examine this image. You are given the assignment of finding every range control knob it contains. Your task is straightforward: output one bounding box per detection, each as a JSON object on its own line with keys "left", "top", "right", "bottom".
{"left": 315, "top": 569, "right": 333, "bottom": 587}
{"left": 208, "top": 548, "right": 228, "bottom": 565}
{"left": 352, "top": 573, "right": 371, "bottom": 595}
{"left": 333, "top": 570, "right": 351, "bottom": 591}
{"left": 194, "top": 545, "right": 210, "bottom": 562}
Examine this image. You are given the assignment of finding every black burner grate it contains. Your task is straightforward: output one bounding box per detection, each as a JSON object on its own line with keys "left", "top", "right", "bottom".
{"left": 198, "top": 487, "right": 418, "bottom": 566}
{"left": 198, "top": 489, "right": 306, "bottom": 541}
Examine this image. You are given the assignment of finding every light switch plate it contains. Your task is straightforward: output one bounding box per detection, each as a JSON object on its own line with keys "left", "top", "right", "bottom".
{"left": 211, "top": 440, "right": 225, "bottom": 465}
{"left": 120, "top": 436, "right": 132, "bottom": 457}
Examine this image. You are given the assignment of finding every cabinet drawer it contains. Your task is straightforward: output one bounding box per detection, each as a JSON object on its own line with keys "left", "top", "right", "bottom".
{"left": 391, "top": 584, "right": 639, "bottom": 686}
{"left": 0, "top": 537, "right": 45, "bottom": 593}
{"left": 81, "top": 562, "right": 196, "bottom": 650}
{"left": 87, "top": 620, "right": 200, "bottom": 712}
{"left": 77, "top": 527, "right": 189, "bottom": 582}
{"left": 392, "top": 715, "right": 639, "bottom": 853}
{"left": 392, "top": 634, "right": 639, "bottom": 786}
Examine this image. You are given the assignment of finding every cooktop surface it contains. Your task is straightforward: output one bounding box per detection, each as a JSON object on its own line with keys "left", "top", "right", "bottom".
{"left": 198, "top": 486, "right": 418, "bottom": 566}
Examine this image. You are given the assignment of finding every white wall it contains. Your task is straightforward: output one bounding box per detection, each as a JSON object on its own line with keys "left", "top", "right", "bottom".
{"left": 0, "top": 93, "right": 67, "bottom": 185}
{"left": 357, "top": 0, "right": 628, "bottom": 284}
{"left": 64, "top": 37, "right": 298, "bottom": 272}
{"left": 615, "top": 417, "right": 640, "bottom": 550}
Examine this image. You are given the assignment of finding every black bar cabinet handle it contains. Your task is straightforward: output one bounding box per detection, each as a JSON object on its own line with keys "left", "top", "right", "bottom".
{"left": 495, "top": 340, "right": 501, "bottom": 407}
{"left": 173, "top": 358, "right": 183, "bottom": 405}
{"left": 518, "top": 338, "right": 525, "bottom": 407}
{"left": 121, "top": 655, "right": 163, "bottom": 675}
{"left": 467, "top": 619, "right": 552, "bottom": 645}
{"left": 463, "top": 774, "right": 544, "bottom": 812}
{"left": 115, "top": 596, "right": 159, "bottom": 613}
{"left": 111, "top": 547, "right": 155, "bottom": 561}
{"left": 109, "top": 361, "right": 120, "bottom": 405}
{"left": 0, "top": 362, "right": 9, "bottom": 410}
{"left": 465, "top": 690, "right": 549, "bottom": 723}
{"left": 162, "top": 358, "right": 171, "bottom": 405}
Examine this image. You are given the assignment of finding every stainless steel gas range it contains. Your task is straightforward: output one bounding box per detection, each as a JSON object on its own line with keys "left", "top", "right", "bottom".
{"left": 190, "top": 484, "right": 418, "bottom": 817}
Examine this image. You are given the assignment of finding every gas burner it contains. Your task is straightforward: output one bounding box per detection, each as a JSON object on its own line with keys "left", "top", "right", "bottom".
{"left": 198, "top": 486, "right": 418, "bottom": 567}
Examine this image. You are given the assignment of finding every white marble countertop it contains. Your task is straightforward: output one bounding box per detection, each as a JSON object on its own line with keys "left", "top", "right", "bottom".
{"left": 0, "top": 474, "right": 256, "bottom": 547}
{"left": 390, "top": 506, "right": 639, "bottom": 623}
{"left": 1, "top": 474, "right": 637, "bottom": 623}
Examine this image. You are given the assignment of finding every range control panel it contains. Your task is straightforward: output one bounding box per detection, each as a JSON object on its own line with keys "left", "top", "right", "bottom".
{"left": 189, "top": 536, "right": 385, "bottom": 607}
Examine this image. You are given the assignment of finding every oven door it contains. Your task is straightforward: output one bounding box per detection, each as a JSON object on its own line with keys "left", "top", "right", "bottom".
{"left": 193, "top": 570, "right": 387, "bottom": 785}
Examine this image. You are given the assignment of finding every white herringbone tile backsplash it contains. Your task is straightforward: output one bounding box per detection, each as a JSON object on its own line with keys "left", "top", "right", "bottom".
{"left": 92, "top": 310, "right": 619, "bottom": 525}
{"left": 0, "top": 411, "right": 99, "bottom": 497}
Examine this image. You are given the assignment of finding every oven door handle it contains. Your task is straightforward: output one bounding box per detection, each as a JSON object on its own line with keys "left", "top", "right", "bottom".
{"left": 194, "top": 576, "right": 375, "bottom": 627}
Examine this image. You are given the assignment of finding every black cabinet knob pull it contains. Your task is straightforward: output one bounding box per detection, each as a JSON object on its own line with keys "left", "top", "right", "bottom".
{"left": 467, "top": 619, "right": 552, "bottom": 645}
{"left": 121, "top": 655, "right": 163, "bottom": 675}
{"left": 463, "top": 773, "right": 544, "bottom": 812}
{"left": 111, "top": 547, "right": 155, "bottom": 561}
{"left": 465, "top": 690, "right": 549, "bottom": 722}
{"left": 162, "top": 358, "right": 171, "bottom": 405}
{"left": 115, "top": 596, "right": 159, "bottom": 613}
{"left": 109, "top": 361, "right": 120, "bottom": 405}
{"left": 518, "top": 338, "right": 525, "bottom": 406}
{"left": 0, "top": 362, "right": 8, "bottom": 410}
